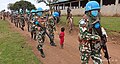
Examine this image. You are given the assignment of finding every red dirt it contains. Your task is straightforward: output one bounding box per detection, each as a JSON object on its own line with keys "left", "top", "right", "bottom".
{"left": 7, "top": 19, "right": 120, "bottom": 64}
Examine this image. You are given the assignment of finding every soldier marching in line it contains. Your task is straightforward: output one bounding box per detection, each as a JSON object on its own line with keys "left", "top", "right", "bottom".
{"left": 19, "top": 13, "right": 25, "bottom": 31}
{"left": 47, "top": 15, "right": 56, "bottom": 46}
{"left": 36, "top": 13, "right": 46, "bottom": 58}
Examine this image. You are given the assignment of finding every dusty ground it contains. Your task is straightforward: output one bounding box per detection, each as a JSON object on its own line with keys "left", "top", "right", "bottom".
{"left": 7, "top": 18, "right": 120, "bottom": 64}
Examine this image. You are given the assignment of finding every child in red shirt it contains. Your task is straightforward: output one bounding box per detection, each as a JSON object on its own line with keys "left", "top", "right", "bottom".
{"left": 59, "top": 27, "right": 65, "bottom": 49}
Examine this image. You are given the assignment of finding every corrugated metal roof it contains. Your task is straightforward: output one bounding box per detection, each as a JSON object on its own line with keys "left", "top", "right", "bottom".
{"left": 58, "top": 0, "right": 68, "bottom": 2}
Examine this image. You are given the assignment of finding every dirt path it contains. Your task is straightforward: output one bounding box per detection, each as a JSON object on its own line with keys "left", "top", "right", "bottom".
{"left": 7, "top": 19, "right": 120, "bottom": 64}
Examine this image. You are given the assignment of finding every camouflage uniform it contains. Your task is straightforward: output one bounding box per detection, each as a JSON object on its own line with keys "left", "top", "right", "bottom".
{"left": 14, "top": 14, "right": 19, "bottom": 27}
{"left": 30, "top": 17, "right": 37, "bottom": 40}
{"left": 47, "top": 17, "right": 56, "bottom": 45}
{"left": 10, "top": 14, "right": 14, "bottom": 23}
{"left": 86, "top": 12, "right": 103, "bottom": 64}
{"left": 19, "top": 15, "right": 25, "bottom": 30}
{"left": 78, "top": 19, "right": 101, "bottom": 64}
{"left": 36, "top": 17, "right": 46, "bottom": 58}
{"left": 31, "top": 24, "right": 37, "bottom": 40}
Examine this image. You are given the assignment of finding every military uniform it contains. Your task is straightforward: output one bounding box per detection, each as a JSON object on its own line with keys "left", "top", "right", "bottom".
{"left": 10, "top": 14, "right": 14, "bottom": 23}
{"left": 86, "top": 13, "right": 103, "bottom": 64}
{"left": 14, "top": 14, "right": 20, "bottom": 27}
{"left": 30, "top": 17, "right": 37, "bottom": 40}
{"left": 36, "top": 17, "right": 46, "bottom": 58}
{"left": 47, "top": 16, "right": 56, "bottom": 46}
{"left": 83, "top": 1, "right": 104, "bottom": 64}
{"left": 19, "top": 15, "right": 25, "bottom": 30}
{"left": 78, "top": 19, "right": 101, "bottom": 64}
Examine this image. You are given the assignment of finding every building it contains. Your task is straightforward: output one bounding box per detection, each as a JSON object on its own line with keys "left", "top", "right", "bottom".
{"left": 50, "top": 0, "right": 120, "bottom": 16}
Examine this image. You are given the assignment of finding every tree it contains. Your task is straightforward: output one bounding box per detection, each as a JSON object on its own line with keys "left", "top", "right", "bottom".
{"left": 7, "top": 1, "right": 36, "bottom": 12}
{"left": 36, "top": 0, "right": 58, "bottom": 4}
{"left": 7, "top": 3, "right": 14, "bottom": 10}
{"left": 36, "top": 0, "right": 58, "bottom": 13}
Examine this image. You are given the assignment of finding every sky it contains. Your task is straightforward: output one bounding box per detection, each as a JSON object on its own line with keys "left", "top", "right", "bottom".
{"left": 0, "top": 0, "right": 49, "bottom": 11}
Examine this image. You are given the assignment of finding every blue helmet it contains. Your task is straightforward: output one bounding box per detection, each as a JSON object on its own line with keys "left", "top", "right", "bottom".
{"left": 85, "top": 1, "right": 100, "bottom": 12}
{"left": 31, "top": 9, "right": 37, "bottom": 13}
{"left": 37, "top": 12, "right": 42, "bottom": 16}
{"left": 35, "top": 21, "right": 39, "bottom": 25}
{"left": 26, "top": 10, "right": 30, "bottom": 14}
{"left": 52, "top": 12, "right": 59, "bottom": 17}
{"left": 15, "top": 11, "right": 18, "bottom": 14}
{"left": 37, "top": 7, "right": 43, "bottom": 12}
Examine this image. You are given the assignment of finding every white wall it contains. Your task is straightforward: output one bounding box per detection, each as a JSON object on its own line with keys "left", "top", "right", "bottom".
{"left": 61, "top": 4, "right": 120, "bottom": 16}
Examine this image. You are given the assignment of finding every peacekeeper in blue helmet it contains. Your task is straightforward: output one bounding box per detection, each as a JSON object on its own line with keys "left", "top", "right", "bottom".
{"left": 78, "top": 14, "right": 101, "bottom": 64}
{"left": 84, "top": 1, "right": 104, "bottom": 64}
{"left": 35, "top": 9, "right": 46, "bottom": 58}
{"left": 47, "top": 12, "right": 59, "bottom": 46}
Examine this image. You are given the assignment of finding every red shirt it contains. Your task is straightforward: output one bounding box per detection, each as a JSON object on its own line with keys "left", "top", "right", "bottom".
{"left": 59, "top": 32, "right": 65, "bottom": 45}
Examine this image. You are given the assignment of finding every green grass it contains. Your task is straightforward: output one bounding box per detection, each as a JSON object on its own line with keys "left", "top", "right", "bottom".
{"left": 0, "top": 19, "right": 42, "bottom": 64}
{"left": 101, "top": 17, "right": 120, "bottom": 32}
{"left": 60, "top": 16, "right": 120, "bottom": 33}
{"left": 60, "top": 16, "right": 82, "bottom": 26}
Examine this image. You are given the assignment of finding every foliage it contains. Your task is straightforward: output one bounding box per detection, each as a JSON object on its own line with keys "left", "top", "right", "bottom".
{"left": 7, "top": 1, "right": 36, "bottom": 11}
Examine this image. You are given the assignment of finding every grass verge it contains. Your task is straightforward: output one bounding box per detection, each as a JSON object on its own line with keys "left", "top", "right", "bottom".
{"left": 0, "top": 19, "right": 42, "bottom": 64}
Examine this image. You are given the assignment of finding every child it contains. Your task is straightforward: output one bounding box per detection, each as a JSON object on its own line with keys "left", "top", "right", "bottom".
{"left": 59, "top": 27, "right": 65, "bottom": 49}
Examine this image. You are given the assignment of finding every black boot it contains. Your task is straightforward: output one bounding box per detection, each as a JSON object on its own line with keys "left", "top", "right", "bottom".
{"left": 37, "top": 46, "right": 45, "bottom": 58}
{"left": 40, "top": 49, "right": 45, "bottom": 58}
{"left": 21, "top": 27, "right": 24, "bottom": 31}
{"left": 33, "top": 33, "right": 36, "bottom": 41}
{"left": 50, "top": 41, "right": 56, "bottom": 46}
{"left": 31, "top": 32, "right": 33, "bottom": 39}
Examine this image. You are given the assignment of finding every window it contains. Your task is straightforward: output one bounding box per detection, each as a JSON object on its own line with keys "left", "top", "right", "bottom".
{"left": 80, "top": 0, "right": 88, "bottom": 8}
{"left": 103, "top": 0, "right": 115, "bottom": 5}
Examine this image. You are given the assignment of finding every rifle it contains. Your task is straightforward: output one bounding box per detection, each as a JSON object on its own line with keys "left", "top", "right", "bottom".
{"left": 93, "top": 21, "right": 111, "bottom": 64}
{"left": 102, "top": 35, "right": 111, "bottom": 64}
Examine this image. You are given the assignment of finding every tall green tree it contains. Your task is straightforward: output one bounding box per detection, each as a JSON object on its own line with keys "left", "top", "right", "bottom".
{"left": 8, "top": 1, "right": 36, "bottom": 12}
{"left": 7, "top": 3, "right": 14, "bottom": 10}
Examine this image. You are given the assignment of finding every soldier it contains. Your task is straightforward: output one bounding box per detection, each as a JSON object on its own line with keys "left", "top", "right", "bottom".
{"left": 78, "top": 15, "right": 101, "bottom": 64}
{"left": 36, "top": 16, "right": 46, "bottom": 58}
{"left": 47, "top": 15, "right": 56, "bottom": 46}
{"left": 14, "top": 12, "right": 20, "bottom": 28}
{"left": 10, "top": 12, "right": 13, "bottom": 23}
{"left": 30, "top": 16, "right": 38, "bottom": 40}
{"left": 3, "top": 12, "right": 6, "bottom": 20}
{"left": 25, "top": 10, "right": 31, "bottom": 32}
{"left": 30, "top": 9, "right": 38, "bottom": 33}
{"left": 85, "top": 1, "right": 103, "bottom": 64}
{"left": 19, "top": 13, "right": 25, "bottom": 30}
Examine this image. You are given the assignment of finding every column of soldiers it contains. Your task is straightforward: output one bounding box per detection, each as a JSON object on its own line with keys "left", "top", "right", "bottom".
{"left": 8, "top": 1, "right": 110, "bottom": 63}
{"left": 10, "top": 11, "right": 25, "bottom": 30}
{"left": 9, "top": 8, "right": 59, "bottom": 58}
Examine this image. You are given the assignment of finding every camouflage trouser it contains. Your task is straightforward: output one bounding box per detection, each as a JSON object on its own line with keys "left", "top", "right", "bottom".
{"left": 48, "top": 28, "right": 54, "bottom": 43}
{"left": 15, "top": 19, "right": 19, "bottom": 27}
{"left": 90, "top": 42, "right": 103, "bottom": 64}
{"left": 79, "top": 42, "right": 91, "bottom": 64}
{"left": 10, "top": 17, "right": 13, "bottom": 23}
{"left": 37, "top": 30, "right": 45, "bottom": 50}
{"left": 37, "top": 30, "right": 46, "bottom": 58}
{"left": 31, "top": 30, "right": 36, "bottom": 40}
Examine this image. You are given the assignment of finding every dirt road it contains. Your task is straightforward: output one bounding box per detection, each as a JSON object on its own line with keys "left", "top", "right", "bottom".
{"left": 7, "top": 19, "right": 120, "bottom": 64}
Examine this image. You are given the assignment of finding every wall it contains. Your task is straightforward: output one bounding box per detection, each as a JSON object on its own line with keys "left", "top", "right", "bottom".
{"left": 61, "top": 4, "right": 120, "bottom": 16}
